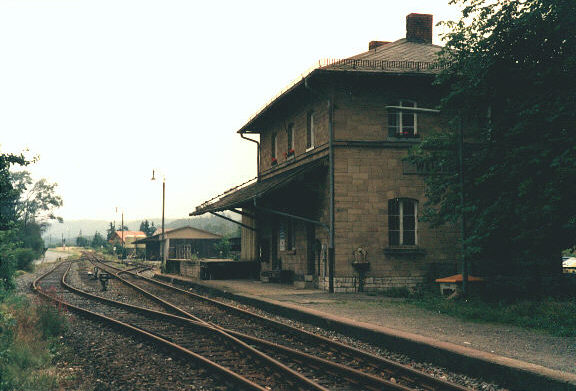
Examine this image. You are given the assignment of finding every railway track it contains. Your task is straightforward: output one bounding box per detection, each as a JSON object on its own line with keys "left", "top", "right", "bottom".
{"left": 34, "top": 261, "right": 331, "bottom": 390}
{"left": 87, "top": 255, "right": 473, "bottom": 391}
{"left": 71, "top": 258, "right": 421, "bottom": 390}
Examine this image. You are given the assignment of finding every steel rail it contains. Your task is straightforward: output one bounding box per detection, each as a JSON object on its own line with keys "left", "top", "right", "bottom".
{"left": 92, "top": 256, "right": 472, "bottom": 391}
{"left": 63, "top": 260, "right": 331, "bottom": 391}
{"left": 34, "top": 261, "right": 328, "bottom": 391}
{"left": 89, "top": 258, "right": 416, "bottom": 391}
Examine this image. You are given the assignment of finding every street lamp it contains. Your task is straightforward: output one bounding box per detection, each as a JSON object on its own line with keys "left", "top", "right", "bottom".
{"left": 151, "top": 169, "right": 166, "bottom": 272}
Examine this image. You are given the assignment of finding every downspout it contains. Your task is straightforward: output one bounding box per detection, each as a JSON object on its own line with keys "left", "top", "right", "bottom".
{"left": 240, "top": 132, "right": 260, "bottom": 179}
{"left": 305, "top": 75, "right": 335, "bottom": 293}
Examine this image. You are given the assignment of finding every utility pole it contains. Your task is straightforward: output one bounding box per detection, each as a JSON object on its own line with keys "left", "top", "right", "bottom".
{"left": 121, "top": 211, "right": 125, "bottom": 260}
{"left": 162, "top": 177, "right": 165, "bottom": 272}
{"left": 151, "top": 170, "right": 166, "bottom": 273}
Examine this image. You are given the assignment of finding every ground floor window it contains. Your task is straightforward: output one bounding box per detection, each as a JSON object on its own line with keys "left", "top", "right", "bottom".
{"left": 388, "top": 198, "right": 417, "bottom": 246}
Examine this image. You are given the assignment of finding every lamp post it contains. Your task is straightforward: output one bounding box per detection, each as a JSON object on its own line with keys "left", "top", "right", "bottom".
{"left": 151, "top": 170, "right": 166, "bottom": 272}
{"left": 114, "top": 207, "right": 125, "bottom": 261}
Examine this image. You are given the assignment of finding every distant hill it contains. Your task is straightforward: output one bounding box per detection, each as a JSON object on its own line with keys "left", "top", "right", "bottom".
{"left": 42, "top": 213, "right": 240, "bottom": 246}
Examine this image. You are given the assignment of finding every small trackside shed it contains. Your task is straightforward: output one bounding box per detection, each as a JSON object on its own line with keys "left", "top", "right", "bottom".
{"left": 134, "top": 226, "right": 223, "bottom": 273}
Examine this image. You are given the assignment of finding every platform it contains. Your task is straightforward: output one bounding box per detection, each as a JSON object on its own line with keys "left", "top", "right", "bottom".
{"left": 156, "top": 273, "right": 576, "bottom": 391}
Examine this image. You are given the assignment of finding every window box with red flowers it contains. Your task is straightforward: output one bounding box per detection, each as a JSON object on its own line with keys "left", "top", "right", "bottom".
{"left": 284, "top": 149, "right": 295, "bottom": 160}
{"left": 271, "top": 157, "right": 278, "bottom": 166}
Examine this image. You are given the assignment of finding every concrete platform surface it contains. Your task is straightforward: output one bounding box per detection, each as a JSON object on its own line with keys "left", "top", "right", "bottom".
{"left": 158, "top": 275, "right": 576, "bottom": 391}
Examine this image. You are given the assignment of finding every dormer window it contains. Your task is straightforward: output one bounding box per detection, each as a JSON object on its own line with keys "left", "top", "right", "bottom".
{"left": 388, "top": 100, "right": 417, "bottom": 138}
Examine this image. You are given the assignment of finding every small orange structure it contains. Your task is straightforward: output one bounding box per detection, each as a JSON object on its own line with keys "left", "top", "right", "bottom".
{"left": 435, "top": 274, "right": 484, "bottom": 296}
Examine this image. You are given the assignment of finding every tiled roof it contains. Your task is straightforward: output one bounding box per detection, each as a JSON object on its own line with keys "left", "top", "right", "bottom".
{"left": 352, "top": 39, "right": 440, "bottom": 64}
{"left": 321, "top": 39, "right": 443, "bottom": 74}
{"left": 238, "top": 38, "right": 442, "bottom": 134}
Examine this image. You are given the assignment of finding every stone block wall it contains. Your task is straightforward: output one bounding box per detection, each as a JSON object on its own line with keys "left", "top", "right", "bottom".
{"left": 259, "top": 98, "right": 329, "bottom": 174}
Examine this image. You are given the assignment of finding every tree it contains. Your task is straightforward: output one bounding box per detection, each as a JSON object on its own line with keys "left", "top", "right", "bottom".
{"left": 11, "top": 171, "right": 63, "bottom": 229}
{"left": 408, "top": 0, "right": 576, "bottom": 292}
{"left": 214, "top": 238, "right": 231, "bottom": 258}
{"left": 0, "top": 151, "right": 29, "bottom": 290}
{"left": 0, "top": 152, "right": 28, "bottom": 230}
{"left": 139, "top": 220, "right": 156, "bottom": 237}
{"left": 106, "top": 222, "right": 116, "bottom": 241}
{"left": 76, "top": 231, "right": 89, "bottom": 247}
{"left": 91, "top": 232, "right": 107, "bottom": 248}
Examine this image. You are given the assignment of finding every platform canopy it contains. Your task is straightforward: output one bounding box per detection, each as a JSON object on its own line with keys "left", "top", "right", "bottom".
{"left": 191, "top": 158, "right": 327, "bottom": 216}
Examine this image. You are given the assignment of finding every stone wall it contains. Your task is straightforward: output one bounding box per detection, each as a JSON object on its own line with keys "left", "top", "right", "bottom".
{"left": 254, "top": 77, "right": 460, "bottom": 291}
{"left": 259, "top": 97, "right": 329, "bottom": 174}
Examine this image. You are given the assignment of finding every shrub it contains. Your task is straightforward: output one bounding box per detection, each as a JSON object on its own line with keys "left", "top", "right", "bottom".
{"left": 12, "top": 248, "right": 37, "bottom": 272}
{"left": 0, "top": 295, "right": 68, "bottom": 390}
{"left": 37, "top": 302, "right": 68, "bottom": 339}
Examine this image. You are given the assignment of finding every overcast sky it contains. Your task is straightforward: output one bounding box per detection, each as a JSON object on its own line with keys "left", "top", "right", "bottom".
{"left": 1, "top": 0, "right": 461, "bottom": 222}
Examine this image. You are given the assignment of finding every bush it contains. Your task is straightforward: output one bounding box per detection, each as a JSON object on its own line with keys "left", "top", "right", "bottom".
{"left": 0, "top": 295, "right": 68, "bottom": 390}
{"left": 406, "top": 292, "right": 576, "bottom": 337}
{"left": 12, "top": 248, "right": 37, "bottom": 272}
{"left": 37, "top": 302, "right": 68, "bottom": 339}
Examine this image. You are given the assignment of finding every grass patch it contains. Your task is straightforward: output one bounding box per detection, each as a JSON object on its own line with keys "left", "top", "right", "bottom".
{"left": 0, "top": 294, "right": 69, "bottom": 390}
{"left": 403, "top": 293, "right": 576, "bottom": 337}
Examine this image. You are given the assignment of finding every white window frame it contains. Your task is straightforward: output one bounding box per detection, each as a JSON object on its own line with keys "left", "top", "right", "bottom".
{"left": 388, "top": 198, "right": 418, "bottom": 246}
{"left": 387, "top": 100, "right": 418, "bottom": 138}
{"left": 287, "top": 123, "right": 295, "bottom": 158}
{"left": 306, "top": 111, "right": 315, "bottom": 151}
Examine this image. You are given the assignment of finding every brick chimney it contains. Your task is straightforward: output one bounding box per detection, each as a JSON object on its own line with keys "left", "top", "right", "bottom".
{"left": 369, "top": 41, "right": 390, "bottom": 50}
{"left": 406, "top": 13, "right": 433, "bottom": 44}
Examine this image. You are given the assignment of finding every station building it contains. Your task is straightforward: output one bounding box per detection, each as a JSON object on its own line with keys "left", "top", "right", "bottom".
{"left": 109, "top": 230, "right": 147, "bottom": 258}
{"left": 191, "top": 13, "right": 460, "bottom": 292}
{"left": 134, "top": 226, "right": 223, "bottom": 274}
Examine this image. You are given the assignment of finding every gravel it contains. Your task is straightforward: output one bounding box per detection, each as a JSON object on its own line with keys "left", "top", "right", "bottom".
{"left": 17, "top": 262, "right": 232, "bottom": 391}
{"left": 15, "top": 261, "right": 507, "bottom": 390}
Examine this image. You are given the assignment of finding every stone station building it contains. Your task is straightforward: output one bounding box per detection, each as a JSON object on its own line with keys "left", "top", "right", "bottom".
{"left": 192, "top": 13, "right": 460, "bottom": 292}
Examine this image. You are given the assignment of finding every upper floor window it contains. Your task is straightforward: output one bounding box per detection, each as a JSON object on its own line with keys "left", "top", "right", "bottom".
{"left": 306, "top": 111, "right": 315, "bottom": 151}
{"left": 271, "top": 132, "right": 278, "bottom": 165}
{"left": 287, "top": 123, "right": 295, "bottom": 158}
{"left": 388, "top": 198, "right": 417, "bottom": 246}
{"left": 388, "top": 100, "right": 417, "bottom": 138}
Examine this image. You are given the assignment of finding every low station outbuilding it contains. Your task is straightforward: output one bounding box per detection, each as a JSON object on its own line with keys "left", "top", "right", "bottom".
{"left": 108, "top": 230, "right": 147, "bottom": 258}
{"left": 135, "top": 226, "right": 224, "bottom": 273}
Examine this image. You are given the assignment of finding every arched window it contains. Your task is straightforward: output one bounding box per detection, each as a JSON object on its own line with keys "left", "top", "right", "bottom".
{"left": 388, "top": 198, "right": 418, "bottom": 246}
